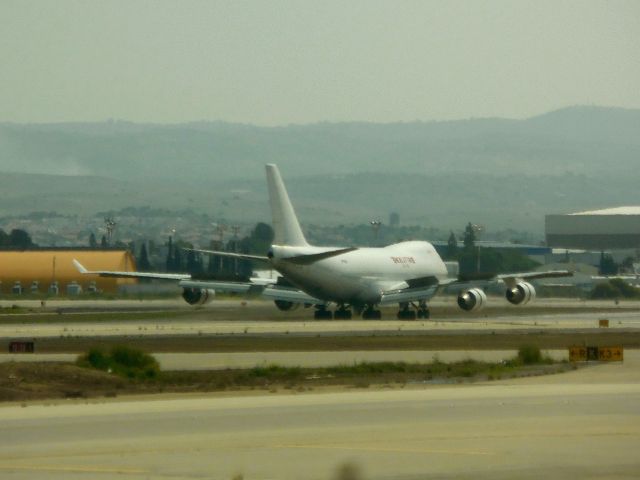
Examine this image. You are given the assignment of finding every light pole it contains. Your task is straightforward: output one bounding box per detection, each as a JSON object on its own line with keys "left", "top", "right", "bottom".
{"left": 231, "top": 225, "right": 240, "bottom": 275}
{"left": 370, "top": 220, "right": 382, "bottom": 246}
{"left": 104, "top": 217, "right": 117, "bottom": 246}
{"left": 471, "top": 224, "right": 484, "bottom": 272}
{"left": 212, "top": 223, "right": 227, "bottom": 272}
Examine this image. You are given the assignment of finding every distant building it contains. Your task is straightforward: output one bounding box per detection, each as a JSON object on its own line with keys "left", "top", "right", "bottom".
{"left": 0, "top": 249, "right": 137, "bottom": 294}
{"left": 389, "top": 212, "right": 400, "bottom": 227}
{"left": 546, "top": 206, "right": 640, "bottom": 250}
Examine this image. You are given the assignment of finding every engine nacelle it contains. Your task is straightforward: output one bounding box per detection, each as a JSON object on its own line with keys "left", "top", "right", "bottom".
{"left": 457, "top": 288, "right": 487, "bottom": 312}
{"left": 274, "top": 300, "right": 300, "bottom": 311}
{"left": 182, "top": 287, "right": 215, "bottom": 306}
{"left": 505, "top": 281, "right": 536, "bottom": 305}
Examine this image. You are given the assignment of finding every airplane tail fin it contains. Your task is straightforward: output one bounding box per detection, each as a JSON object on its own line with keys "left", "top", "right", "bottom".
{"left": 265, "top": 164, "right": 309, "bottom": 246}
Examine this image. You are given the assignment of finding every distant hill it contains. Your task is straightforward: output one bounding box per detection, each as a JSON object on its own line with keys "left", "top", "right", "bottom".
{"left": 0, "top": 106, "right": 638, "bottom": 232}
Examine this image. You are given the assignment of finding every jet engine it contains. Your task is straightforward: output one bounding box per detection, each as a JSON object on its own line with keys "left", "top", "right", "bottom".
{"left": 505, "top": 281, "right": 536, "bottom": 305}
{"left": 274, "top": 300, "right": 300, "bottom": 311}
{"left": 457, "top": 288, "right": 487, "bottom": 312}
{"left": 181, "top": 287, "right": 215, "bottom": 306}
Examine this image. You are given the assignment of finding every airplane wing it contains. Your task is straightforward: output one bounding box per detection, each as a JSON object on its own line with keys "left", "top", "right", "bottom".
{"left": 73, "top": 259, "right": 192, "bottom": 280}
{"left": 439, "top": 269, "right": 573, "bottom": 287}
{"left": 73, "top": 259, "right": 320, "bottom": 304}
{"left": 379, "top": 270, "right": 573, "bottom": 305}
{"left": 497, "top": 270, "right": 573, "bottom": 288}
{"left": 178, "top": 278, "right": 273, "bottom": 295}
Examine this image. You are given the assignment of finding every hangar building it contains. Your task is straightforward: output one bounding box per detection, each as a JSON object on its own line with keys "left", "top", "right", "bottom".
{"left": 546, "top": 207, "right": 640, "bottom": 250}
{"left": 0, "top": 249, "right": 137, "bottom": 294}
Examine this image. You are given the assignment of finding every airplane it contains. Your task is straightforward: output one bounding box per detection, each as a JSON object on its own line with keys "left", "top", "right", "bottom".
{"left": 74, "top": 164, "right": 572, "bottom": 320}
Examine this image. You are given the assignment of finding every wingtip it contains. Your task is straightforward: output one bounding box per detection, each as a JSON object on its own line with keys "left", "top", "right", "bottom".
{"left": 72, "top": 259, "right": 88, "bottom": 274}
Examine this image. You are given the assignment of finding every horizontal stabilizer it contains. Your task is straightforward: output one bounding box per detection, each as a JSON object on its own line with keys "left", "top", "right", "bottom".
{"left": 185, "top": 248, "right": 270, "bottom": 262}
{"left": 283, "top": 247, "right": 358, "bottom": 265}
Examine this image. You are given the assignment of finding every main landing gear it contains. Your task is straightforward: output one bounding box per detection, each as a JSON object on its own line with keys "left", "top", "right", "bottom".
{"left": 313, "top": 304, "right": 380, "bottom": 320}
{"left": 334, "top": 305, "right": 353, "bottom": 320}
{"left": 311, "top": 301, "right": 429, "bottom": 320}
{"left": 362, "top": 305, "right": 382, "bottom": 320}
{"left": 397, "top": 301, "right": 430, "bottom": 320}
{"left": 313, "top": 305, "right": 333, "bottom": 320}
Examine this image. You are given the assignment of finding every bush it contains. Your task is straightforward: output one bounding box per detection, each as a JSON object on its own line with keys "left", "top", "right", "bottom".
{"left": 517, "top": 344, "right": 543, "bottom": 365}
{"left": 610, "top": 278, "right": 640, "bottom": 298}
{"left": 77, "top": 345, "right": 160, "bottom": 379}
{"left": 85, "top": 348, "right": 109, "bottom": 370}
{"left": 591, "top": 278, "right": 640, "bottom": 299}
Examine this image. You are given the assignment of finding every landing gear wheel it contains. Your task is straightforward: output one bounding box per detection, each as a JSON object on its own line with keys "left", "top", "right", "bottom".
{"left": 362, "top": 307, "right": 382, "bottom": 320}
{"left": 397, "top": 302, "right": 417, "bottom": 320}
{"left": 313, "top": 306, "right": 333, "bottom": 320}
{"left": 397, "top": 309, "right": 417, "bottom": 320}
{"left": 417, "top": 308, "right": 430, "bottom": 319}
{"left": 334, "top": 307, "right": 352, "bottom": 320}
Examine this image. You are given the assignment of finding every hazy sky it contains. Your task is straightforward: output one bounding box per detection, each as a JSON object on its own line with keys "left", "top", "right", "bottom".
{"left": 1, "top": 0, "right": 639, "bottom": 125}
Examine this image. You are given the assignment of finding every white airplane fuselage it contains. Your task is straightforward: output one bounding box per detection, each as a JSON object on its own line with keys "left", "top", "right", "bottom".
{"left": 271, "top": 240, "right": 449, "bottom": 305}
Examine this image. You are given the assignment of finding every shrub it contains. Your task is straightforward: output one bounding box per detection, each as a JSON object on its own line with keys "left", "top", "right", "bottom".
{"left": 77, "top": 345, "right": 160, "bottom": 379}
{"left": 517, "top": 344, "right": 543, "bottom": 365}
{"left": 85, "top": 348, "right": 109, "bottom": 370}
{"left": 591, "top": 278, "right": 640, "bottom": 299}
{"left": 610, "top": 278, "right": 640, "bottom": 298}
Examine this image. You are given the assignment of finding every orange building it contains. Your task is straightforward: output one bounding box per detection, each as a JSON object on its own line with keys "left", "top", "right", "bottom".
{"left": 0, "top": 249, "right": 137, "bottom": 294}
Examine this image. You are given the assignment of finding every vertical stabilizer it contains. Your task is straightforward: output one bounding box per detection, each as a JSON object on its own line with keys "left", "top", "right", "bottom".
{"left": 266, "top": 164, "right": 309, "bottom": 246}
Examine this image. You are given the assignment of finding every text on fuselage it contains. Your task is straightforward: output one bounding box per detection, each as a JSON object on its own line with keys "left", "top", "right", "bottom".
{"left": 390, "top": 256, "right": 416, "bottom": 266}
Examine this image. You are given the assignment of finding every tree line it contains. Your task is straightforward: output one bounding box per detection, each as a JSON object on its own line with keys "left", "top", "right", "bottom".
{"left": 442, "top": 223, "right": 539, "bottom": 276}
{"left": 0, "top": 229, "right": 35, "bottom": 249}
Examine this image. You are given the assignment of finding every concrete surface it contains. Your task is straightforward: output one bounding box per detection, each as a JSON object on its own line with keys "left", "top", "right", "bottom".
{"left": 1, "top": 308, "right": 639, "bottom": 340}
{"left": 0, "top": 353, "right": 638, "bottom": 479}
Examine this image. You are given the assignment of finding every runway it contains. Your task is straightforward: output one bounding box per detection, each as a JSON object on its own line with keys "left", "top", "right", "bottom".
{"left": 0, "top": 299, "right": 638, "bottom": 478}
{"left": 0, "top": 357, "right": 638, "bottom": 480}
{"left": 1, "top": 299, "right": 639, "bottom": 340}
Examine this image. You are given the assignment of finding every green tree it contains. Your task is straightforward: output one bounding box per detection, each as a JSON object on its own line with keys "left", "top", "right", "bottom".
{"left": 248, "top": 222, "right": 274, "bottom": 255}
{"left": 463, "top": 223, "right": 476, "bottom": 250}
{"left": 138, "top": 243, "right": 151, "bottom": 271}
{"left": 445, "top": 231, "right": 458, "bottom": 260}
{"left": 207, "top": 240, "right": 223, "bottom": 275}
{"left": 89, "top": 232, "right": 97, "bottom": 248}
{"left": 166, "top": 237, "right": 174, "bottom": 272}
{"left": 620, "top": 256, "right": 635, "bottom": 273}
{"left": 459, "top": 223, "right": 479, "bottom": 275}
{"left": 599, "top": 252, "right": 618, "bottom": 275}
{"left": 172, "top": 245, "right": 183, "bottom": 272}
{"left": 186, "top": 249, "right": 203, "bottom": 275}
{"left": 9, "top": 229, "right": 33, "bottom": 248}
